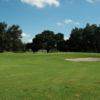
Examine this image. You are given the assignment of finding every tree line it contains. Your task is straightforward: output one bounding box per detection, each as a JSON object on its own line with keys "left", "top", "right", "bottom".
{"left": 26, "top": 23, "right": 100, "bottom": 53}
{"left": 0, "top": 21, "right": 100, "bottom": 53}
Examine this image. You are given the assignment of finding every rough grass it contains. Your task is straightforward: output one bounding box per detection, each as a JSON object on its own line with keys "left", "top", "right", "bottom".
{"left": 0, "top": 52, "right": 100, "bottom": 100}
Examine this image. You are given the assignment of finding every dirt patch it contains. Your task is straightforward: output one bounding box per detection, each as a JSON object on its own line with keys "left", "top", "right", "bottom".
{"left": 65, "top": 57, "right": 100, "bottom": 62}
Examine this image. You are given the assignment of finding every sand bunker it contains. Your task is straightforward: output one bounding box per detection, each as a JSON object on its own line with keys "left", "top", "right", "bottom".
{"left": 65, "top": 57, "right": 100, "bottom": 62}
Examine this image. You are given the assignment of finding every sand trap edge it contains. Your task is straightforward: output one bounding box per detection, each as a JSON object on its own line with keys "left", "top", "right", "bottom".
{"left": 65, "top": 57, "right": 100, "bottom": 62}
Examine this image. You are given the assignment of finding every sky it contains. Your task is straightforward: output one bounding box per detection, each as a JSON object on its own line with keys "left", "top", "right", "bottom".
{"left": 0, "top": 0, "right": 100, "bottom": 42}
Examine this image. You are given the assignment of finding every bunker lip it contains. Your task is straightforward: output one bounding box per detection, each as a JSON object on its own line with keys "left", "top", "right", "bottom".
{"left": 65, "top": 57, "right": 100, "bottom": 62}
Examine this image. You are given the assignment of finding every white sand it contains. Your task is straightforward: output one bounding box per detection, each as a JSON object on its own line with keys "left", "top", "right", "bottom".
{"left": 65, "top": 57, "right": 100, "bottom": 62}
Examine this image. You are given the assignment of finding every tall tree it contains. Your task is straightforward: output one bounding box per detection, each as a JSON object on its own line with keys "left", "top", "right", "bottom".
{"left": 6, "top": 25, "right": 23, "bottom": 52}
{"left": 55, "top": 33, "right": 67, "bottom": 51}
{"left": 32, "top": 30, "right": 56, "bottom": 53}
{"left": 82, "top": 24, "right": 97, "bottom": 52}
{"left": 68, "top": 27, "right": 83, "bottom": 52}
{"left": 0, "top": 22, "right": 7, "bottom": 52}
{"left": 68, "top": 23, "right": 100, "bottom": 52}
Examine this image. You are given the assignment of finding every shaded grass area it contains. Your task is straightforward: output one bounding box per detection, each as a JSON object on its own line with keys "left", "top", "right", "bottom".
{"left": 0, "top": 52, "right": 100, "bottom": 100}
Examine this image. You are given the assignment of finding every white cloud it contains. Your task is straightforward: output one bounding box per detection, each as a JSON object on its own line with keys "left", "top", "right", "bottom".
{"left": 22, "top": 32, "right": 27, "bottom": 37}
{"left": 75, "top": 22, "right": 80, "bottom": 25}
{"left": 20, "top": 0, "right": 60, "bottom": 8}
{"left": 56, "top": 22, "right": 63, "bottom": 26}
{"left": 22, "top": 32, "right": 30, "bottom": 37}
{"left": 64, "top": 36, "right": 69, "bottom": 40}
{"left": 86, "top": 0, "right": 100, "bottom": 3}
{"left": 22, "top": 32, "right": 32, "bottom": 43}
{"left": 86, "top": 0, "right": 94, "bottom": 3}
{"left": 64, "top": 19, "right": 73, "bottom": 24}
{"left": 64, "top": 19, "right": 80, "bottom": 25}
{"left": 28, "top": 38, "right": 32, "bottom": 43}
{"left": 57, "top": 19, "right": 80, "bottom": 27}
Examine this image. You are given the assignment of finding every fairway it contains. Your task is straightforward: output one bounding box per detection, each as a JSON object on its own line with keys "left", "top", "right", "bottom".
{"left": 0, "top": 52, "right": 100, "bottom": 100}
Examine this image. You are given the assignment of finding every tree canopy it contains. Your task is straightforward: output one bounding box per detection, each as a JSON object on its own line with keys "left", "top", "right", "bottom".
{"left": 67, "top": 23, "right": 100, "bottom": 52}
{"left": 0, "top": 22, "right": 24, "bottom": 52}
{"left": 26, "top": 30, "right": 65, "bottom": 53}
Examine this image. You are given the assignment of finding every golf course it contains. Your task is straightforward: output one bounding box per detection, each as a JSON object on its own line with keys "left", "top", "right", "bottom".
{"left": 0, "top": 52, "right": 100, "bottom": 100}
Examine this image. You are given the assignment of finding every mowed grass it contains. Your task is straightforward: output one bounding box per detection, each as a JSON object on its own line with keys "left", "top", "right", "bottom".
{"left": 0, "top": 52, "right": 100, "bottom": 100}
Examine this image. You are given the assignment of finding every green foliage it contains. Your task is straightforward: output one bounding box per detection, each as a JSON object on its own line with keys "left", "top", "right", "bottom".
{"left": 0, "top": 22, "right": 24, "bottom": 52}
{"left": 0, "top": 52, "right": 100, "bottom": 100}
{"left": 27, "top": 23, "right": 100, "bottom": 53}
{"left": 68, "top": 24, "right": 100, "bottom": 52}
{"left": 0, "top": 22, "right": 7, "bottom": 52}
{"left": 28, "top": 30, "right": 65, "bottom": 53}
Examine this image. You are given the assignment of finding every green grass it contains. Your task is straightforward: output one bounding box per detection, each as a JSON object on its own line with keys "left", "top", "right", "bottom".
{"left": 0, "top": 52, "right": 100, "bottom": 100}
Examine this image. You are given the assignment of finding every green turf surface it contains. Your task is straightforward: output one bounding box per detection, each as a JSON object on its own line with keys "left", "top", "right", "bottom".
{"left": 0, "top": 52, "right": 100, "bottom": 100}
